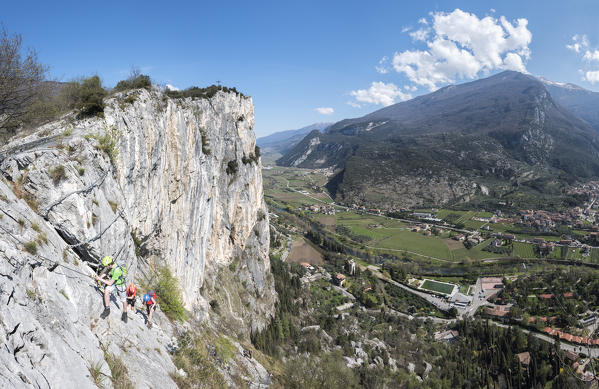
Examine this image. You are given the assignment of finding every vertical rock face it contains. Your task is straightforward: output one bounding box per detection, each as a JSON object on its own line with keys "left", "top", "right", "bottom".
{"left": 0, "top": 88, "right": 275, "bottom": 387}
{"left": 108, "top": 90, "right": 275, "bottom": 327}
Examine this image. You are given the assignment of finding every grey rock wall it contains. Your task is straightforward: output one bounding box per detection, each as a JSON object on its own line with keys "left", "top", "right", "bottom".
{"left": 0, "top": 88, "right": 275, "bottom": 387}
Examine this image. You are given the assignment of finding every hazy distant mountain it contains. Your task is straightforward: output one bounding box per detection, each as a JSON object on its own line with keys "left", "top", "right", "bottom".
{"left": 278, "top": 71, "right": 599, "bottom": 209}
{"left": 257, "top": 122, "right": 332, "bottom": 155}
{"left": 539, "top": 78, "right": 599, "bottom": 132}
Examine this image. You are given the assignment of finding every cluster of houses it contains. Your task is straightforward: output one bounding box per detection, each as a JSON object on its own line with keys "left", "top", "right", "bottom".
{"left": 349, "top": 204, "right": 384, "bottom": 215}
{"left": 517, "top": 209, "right": 586, "bottom": 231}
{"left": 332, "top": 258, "right": 357, "bottom": 287}
{"left": 411, "top": 224, "right": 442, "bottom": 236}
{"left": 412, "top": 212, "right": 442, "bottom": 223}
{"left": 302, "top": 203, "right": 336, "bottom": 215}
{"left": 515, "top": 349, "right": 592, "bottom": 381}
{"left": 453, "top": 233, "right": 485, "bottom": 245}
{"left": 542, "top": 327, "right": 599, "bottom": 347}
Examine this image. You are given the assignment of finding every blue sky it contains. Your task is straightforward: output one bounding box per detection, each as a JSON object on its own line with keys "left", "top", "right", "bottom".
{"left": 4, "top": 1, "right": 599, "bottom": 137}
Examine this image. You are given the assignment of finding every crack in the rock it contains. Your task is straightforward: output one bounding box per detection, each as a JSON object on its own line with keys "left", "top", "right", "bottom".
{"left": 18, "top": 372, "right": 31, "bottom": 385}
{"left": 6, "top": 322, "right": 20, "bottom": 339}
{"left": 37, "top": 369, "right": 52, "bottom": 389}
{"left": 6, "top": 288, "right": 14, "bottom": 305}
{"left": 13, "top": 341, "right": 25, "bottom": 357}
{"left": 0, "top": 208, "right": 18, "bottom": 223}
{"left": 53, "top": 209, "right": 124, "bottom": 264}
{"left": 43, "top": 172, "right": 107, "bottom": 218}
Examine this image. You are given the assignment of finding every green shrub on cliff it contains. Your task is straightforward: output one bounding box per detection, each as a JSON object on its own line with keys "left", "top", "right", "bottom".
{"left": 153, "top": 266, "right": 187, "bottom": 322}
{"left": 165, "top": 84, "right": 244, "bottom": 100}
{"left": 114, "top": 73, "right": 151, "bottom": 92}
{"left": 61, "top": 75, "right": 107, "bottom": 117}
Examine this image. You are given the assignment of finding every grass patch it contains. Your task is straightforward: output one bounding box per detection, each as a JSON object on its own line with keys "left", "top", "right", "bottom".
{"left": 94, "top": 127, "right": 120, "bottom": 167}
{"left": 513, "top": 242, "right": 537, "bottom": 258}
{"left": 26, "top": 289, "right": 36, "bottom": 299}
{"left": 36, "top": 232, "right": 48, "bottom": 245}
{"left": 23, "top": 241, "right": 37, "bottom": 255}
{"left": 108, "top": 200, "right": 118, "bottom": 213}
{"left": 123, "top": 94, "right": 137, "bottom": 105}
{"left": 214, "top": 335, "right": 236, "bottom": 361}
{"left": 49, "top": 165, "right": 67, "bottom": 184}
{"left": 59, "top": 289, "right": 69, "bottom": 300}
{"left": 88, "top": 360, "right": 106, "bottom": 387}
{"left": 23, "top": 192, "right": 39, "bottom": 213}
{"left": 104, "top": 349, "right": 134, "bottom": 389}
{"left": 31, "top": 222, "right": 41, "bottom": 233}
{"left": 170, "top": 331, "right": 226, "bottom": 388}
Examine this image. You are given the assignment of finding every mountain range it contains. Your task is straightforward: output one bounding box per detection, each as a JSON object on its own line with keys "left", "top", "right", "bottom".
{"left": 257, "top": 122, "right": 331, "bottom": 155}
{"left": 278, "top": 71, "right": 599, "bottom": 209}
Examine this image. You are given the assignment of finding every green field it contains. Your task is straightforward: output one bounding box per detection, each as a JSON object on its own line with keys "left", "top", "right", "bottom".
{"left": 264, "top": 166, "right": 599, "bottom": 266}
{"left": 333, "top": 212, "right": 458, "bottom": 260}
{"left": 420, "top": 279, "right": 456, "bottom": 295}
{"left": 513, "top": 242, "right": 536, "bottom": 258}
{"left": 449, "top": 239, "right": 506, "bottom": 261}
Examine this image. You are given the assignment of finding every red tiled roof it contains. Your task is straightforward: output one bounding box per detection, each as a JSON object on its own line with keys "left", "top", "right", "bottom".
{"left": 563, "top": 292, "right": 574, "bottom": 298}
{"left": 539, "top": 294, "right": 553, "bottom": 299}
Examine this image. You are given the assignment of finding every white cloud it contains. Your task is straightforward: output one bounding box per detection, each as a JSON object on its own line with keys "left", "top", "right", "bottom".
{"left": 567, "top": 34, "right": 589, "bottom": 53}
{"left": 391, "top": 9, "right": 532, "bottom": 91}
{"left": 347, "top": 101, "right": 362, "bottom": 108}
{"left": 568, "top": 34, "right": 599, "bottom": 84}
{"left": 315, "top": 107, "right": 334, "bottom": 115}
{"left": 585, "top": 70, "right": 599, "bottom": 84}
{"left": 401, "top": 26, "right": 411, "bottom": 33}
{"left": 503, "top": 52, "right": 527, "bottom": 72}
{"left": 404, "top": 85, "right": 418, "bottom": 91}
{"left": 583, "top": 50, "right": 599, "bottom": 62}
{"left": 409, "top": 28, "right": 430, "bottom": 42}
{"left": 165, "top": 84, "right": 179, "bottom": 91}
{"left": 418, "top": 18, "right": 428, "bottom": 25}
{"left": 375, "top": 56, "right": 390, "bottom": 74}
{"left": 490, "top": 8, "right": 496, "bottom": 13}
{"left": 350, "top": 82, "right": 412, "bottom": 107}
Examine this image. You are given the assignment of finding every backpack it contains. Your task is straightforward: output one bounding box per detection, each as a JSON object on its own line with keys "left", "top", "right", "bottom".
{"left": 110, "top": 264, "right": 128, "bottom": 291}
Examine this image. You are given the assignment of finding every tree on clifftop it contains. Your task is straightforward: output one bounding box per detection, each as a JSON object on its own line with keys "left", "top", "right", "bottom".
{"left": 0, "top": 27, "right": 47, "bottom": 139}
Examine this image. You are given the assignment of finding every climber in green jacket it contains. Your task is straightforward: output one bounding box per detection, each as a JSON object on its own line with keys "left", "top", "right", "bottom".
{"left": 94, "top": 256, "right": 127, "bottom": 319}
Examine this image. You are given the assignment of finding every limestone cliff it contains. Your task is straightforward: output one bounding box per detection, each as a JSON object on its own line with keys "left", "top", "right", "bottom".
{"left": 0, "top": 88, "right": 275, "bottom": 387}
